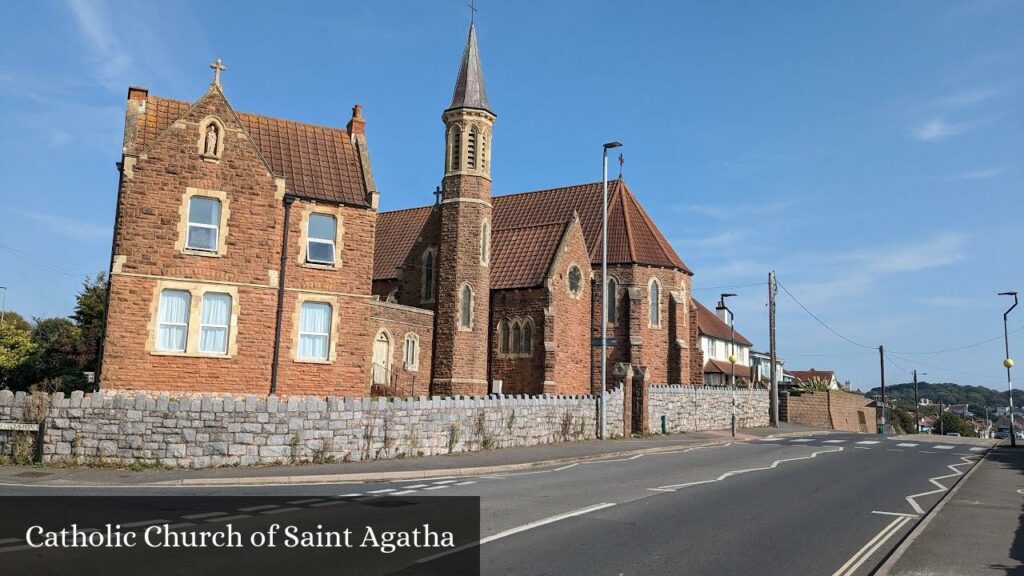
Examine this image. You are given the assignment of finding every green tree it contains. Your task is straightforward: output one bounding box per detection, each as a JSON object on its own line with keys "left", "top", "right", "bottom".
{"left": 0, "top": 321, "right": 36, "bottom": 388}
{"left": 892, "top": 405, "right": 916, "bottom": 434}
{"left": 931, "top": 411, "right": 975, "bottom": 437}
{"left": 0, "top": 312, "right": 31, "bottom": 332}
{"left": 27, "top": 317, "right": 88, "bottom": 393}
{"left": 72, "top": 272, "right": 108, "bottom": 375}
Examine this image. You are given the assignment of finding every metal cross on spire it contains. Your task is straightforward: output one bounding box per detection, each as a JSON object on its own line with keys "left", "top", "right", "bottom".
{"left": 618, "top": 153, "right": 624, "bottom": 178}
{"left": 468, "top": 0, "right": 478, "bottom": 25}
{"left": 209, "top": 58, "right": 227, "bottom": 87}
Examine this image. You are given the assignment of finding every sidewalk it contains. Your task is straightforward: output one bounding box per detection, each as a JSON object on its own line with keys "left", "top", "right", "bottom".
{"left": 881, "top": 442, "right": 1024, "bottom": 576}
{"left": 0, "top": 423, "right": 826, "bottom": 487}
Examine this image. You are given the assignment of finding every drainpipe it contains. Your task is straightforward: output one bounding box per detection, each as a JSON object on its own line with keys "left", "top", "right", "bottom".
{"left": 487, "top": 290, "right": 495, "bottom": 393}
{"left": 270, "top": 195, "right": 296, "bottom": 395}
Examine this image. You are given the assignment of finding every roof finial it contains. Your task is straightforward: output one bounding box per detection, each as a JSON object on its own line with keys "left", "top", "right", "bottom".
{"left": 468, "top": 0, "right": 478, "bottom": 25}
{"left": 617, "top": 153, "right": 624, "bottom": 179}
{"left": 209, "top": 58, "right": 227, "bottom": 88}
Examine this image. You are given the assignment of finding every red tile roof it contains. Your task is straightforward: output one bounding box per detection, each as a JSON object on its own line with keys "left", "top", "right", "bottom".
{"left": 373, "top": 206, "right": 435, "bottom": 280}
{"left": 694, "top": 299, "right": 753, "bottom": 347}
{"left": 490, "top": 221, "right": 570, "bottom": 290}
{"left": 492, "top": 179, "right": 690, "bottom": 272}
{"left": 704, "top": 359, "right": 753, "bottom": 379}
{"left": 789, "top": 370, "right": 836, "bottom": 383}
{"left": 135, "top": 94, "right": 370, "bottom": 207}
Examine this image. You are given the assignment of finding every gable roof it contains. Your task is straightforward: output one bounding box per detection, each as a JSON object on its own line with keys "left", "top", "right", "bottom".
{"left": 704, "top": 359, "right": 753, "bottom": 379}
{"left": 491, "top": 220, "right": 573, "bottom": 290}
{"left": 789, "top": 369, "right": 836, "bottom": 383}
{"left": 373, "top": 206, "right": 435, "bottom": 280}
{"left": 492, "top": 179, "right": 690, "bottom": 272}
{"left": 133, "top": 93, "right": 371, "bottom": 207}
{"left": 694, "top": 299, "right": 753, "bottom": 347}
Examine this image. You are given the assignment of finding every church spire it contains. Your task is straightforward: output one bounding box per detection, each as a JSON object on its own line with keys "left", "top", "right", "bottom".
{"left": 448, "top": 24, "right": 491, "bottom": 114}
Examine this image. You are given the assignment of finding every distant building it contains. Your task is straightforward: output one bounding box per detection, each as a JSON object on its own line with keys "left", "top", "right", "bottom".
{"left": 789, "top": 369, "right": 841, "bottom": 390}
{"left": 695, "top": 299, "right": 753, "bottom": 387}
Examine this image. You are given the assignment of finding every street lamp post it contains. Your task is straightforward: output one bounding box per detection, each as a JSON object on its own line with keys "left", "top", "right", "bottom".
{"left": 720, "top": 293, "right": 737, "bottom": 437}
{"left": 599, "top": 141, "right": 622, "bottom": 440}
{"left": 0, "top": 286, "right": 7, "bottom": 325}
{"left": 999, "top": 291, "right": 1018, "bottom": 447}
{"left": 913, "top": 369, "right": 919, "bottom": 433}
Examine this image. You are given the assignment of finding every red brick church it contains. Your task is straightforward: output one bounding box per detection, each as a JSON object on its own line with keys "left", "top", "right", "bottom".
{"left": 100, "top": 24, "right": 703, "bottom": 397}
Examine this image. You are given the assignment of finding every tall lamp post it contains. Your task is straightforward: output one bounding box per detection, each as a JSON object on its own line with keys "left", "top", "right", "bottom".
{"left": 999, "top": 291, "right": 1018, "bottom": 447}
{"left": 0, "top": 286, "right": 7, "bottom": 325}
{"left": 599, "top": 141, "right": 622, "bottom": 440}
{"left": 720, "top": 293, "right": 737, "bottom": 437}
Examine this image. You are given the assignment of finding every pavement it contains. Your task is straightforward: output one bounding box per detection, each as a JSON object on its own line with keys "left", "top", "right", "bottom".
{"left": 879, "top": 441, "right": 1024, "bottom": 576}
{"left": 0, "top": 430, "right": 999, "bottom": 575}
{"left": 0, "top": 423, "right": 826, "bottom": 487}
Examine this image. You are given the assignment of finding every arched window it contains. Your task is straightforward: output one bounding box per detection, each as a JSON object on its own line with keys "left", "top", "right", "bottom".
{"left": 467, "top": 127, "right": 477, "bottom": 169}
{"left": 422, "top": 248, "right": 436, "bottom": 302}
{"left": 498, "top": 320, "right": 510, "bottom": 354}
{"left": 522, "top": 318, "right": 533, "bottom": 354}
{"left": 607, "top": 276, "right": 619, "bottom": 324}
{"left": 511, "top": 320, "right": 522, "bottom": 354}
{"left": 459, "top": 283, "right": 473, "bottom": 329}
{"left": 480, "top": 220, "right": 490, "bottom": 265}
{"left": 649, "top": 278, "right": 661, "bottom": 327}
{"left": 403, "top": 333, "right": 419, "bottom": 371}
{"left": 386, "top": 289, "right": 398, "bottom": 304}
{"left": 449, "top": 126, "right": 462, "bottom": 171}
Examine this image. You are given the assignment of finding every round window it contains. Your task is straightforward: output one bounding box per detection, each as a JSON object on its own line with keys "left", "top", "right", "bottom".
{"left": 568, "top": 265, "right": 583, "bottom": 296}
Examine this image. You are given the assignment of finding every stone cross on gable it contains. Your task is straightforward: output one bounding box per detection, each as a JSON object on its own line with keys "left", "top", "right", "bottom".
{"left": 209, "top": 58, "right": 227, "bottom": 87}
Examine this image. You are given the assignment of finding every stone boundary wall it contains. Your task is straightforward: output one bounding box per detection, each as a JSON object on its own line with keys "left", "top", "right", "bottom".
{"left": 647, "top": 386, "right": 769, "bottom": 433}
{"left": 0, "top": 388, "right": 627, "bottom": 468}
{"left": 780, "top": 390, "right": 872, "bottom": 433}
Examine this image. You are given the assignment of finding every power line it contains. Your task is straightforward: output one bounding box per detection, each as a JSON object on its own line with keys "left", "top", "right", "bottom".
{"left": 883, "top": 352, "right": 914, "bottom": 377}
{"left": 776, "top": 280, "right": 876, "bottom": 350}
{"left": 886, "top": 351, "right": 1001, "bottom": 381}
{"left": 886, "top": 326, "right": 1024, "bottom": 355}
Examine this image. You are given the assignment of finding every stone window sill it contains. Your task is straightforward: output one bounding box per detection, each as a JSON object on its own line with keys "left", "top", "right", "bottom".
{"left": 300, "top": 261, "right": 340, "bottom": 271}
{"left": 200, "top": 154, "right": 221, "bottom": 163}
{"left": 150, "top": 350, "right": 233, "bottom": 359}
{"left": 182, "top": 248, "right": 223, "bottom": 258}
{"left": 294, "top": 357, "right": 333, "bottom": 365}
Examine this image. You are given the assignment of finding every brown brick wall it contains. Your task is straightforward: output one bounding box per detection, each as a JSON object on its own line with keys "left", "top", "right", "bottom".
{"left": 369, "top": 301, "right": 434, "bottom": 397}
{"left": 433, "top": 174, "right": 491, "bottom": 395}
{"left": 490, "top": 289, "right": 546, "bottom": 395}
{"left": 780, "top": 389, "right": 872, "bottom": 432}
{"left": 547, "top": 221, "right": 592, "bottom": 396}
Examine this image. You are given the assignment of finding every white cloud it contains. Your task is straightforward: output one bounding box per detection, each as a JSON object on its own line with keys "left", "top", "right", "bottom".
{"left": 911, "top": 114, "right": 1005, "bottom": 142}
{"left": 948, "top": 167, "right": 1004, "bottom": 180}
{"left": 674, "top": 198, "right": 796, "bottom": 221}
{"left": 66, "top": 0, "right": 132, "bottom": 91}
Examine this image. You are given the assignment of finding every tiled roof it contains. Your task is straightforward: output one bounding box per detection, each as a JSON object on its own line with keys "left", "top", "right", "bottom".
{"left": 491, "top": 222, "right": 569, "bottom": 290}
{"left": 492, "top": 179, "right": 690, "bottom": 272}
{"left": 135, "top": 94, "right": 370, "bottom": 207}
{"left": 704, "top": 359, "right": 753, "bottom": 379}
{"left": 789, "top": 370, "right": 835, "bottom": 383}
{"left": 373, "top": 206, "right": 434, "bottom": 280}
{"left": 694, "top": 299, "right": 753, "bottom": 347}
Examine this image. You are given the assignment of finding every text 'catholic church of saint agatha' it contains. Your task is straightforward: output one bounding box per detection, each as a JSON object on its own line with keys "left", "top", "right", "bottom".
{"left": 99, "top": 24, "right": 704, "bottom": 397}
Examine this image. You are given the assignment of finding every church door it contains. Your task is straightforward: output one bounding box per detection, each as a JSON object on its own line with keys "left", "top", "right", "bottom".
{"left": 371, "top": 332, "right": 392, "bottom": 386}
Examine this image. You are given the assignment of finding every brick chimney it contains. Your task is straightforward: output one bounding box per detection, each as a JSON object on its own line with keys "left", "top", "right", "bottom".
{"left": 346, "top": 104, "right": 365, "bottom": 135}
{"left": 127, "top": 86, "right": 148, "bottom": 102}
{"left": 715, "top": 300, "right": 730, "bottom": 324}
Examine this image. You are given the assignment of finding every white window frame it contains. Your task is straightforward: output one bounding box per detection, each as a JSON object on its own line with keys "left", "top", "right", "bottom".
{"left": 297, "top": 301, "right": 332, "bottom": 361}
{"left": 197, "top": 292, "right": 231, "bottom": 355}
{"left": 459, "top": 282, "right": 474, "bottom": 330}
{"left": 156, "top": 289, "right": 191, "bottom": 352}
{"left": 186, "top": 196, "right": 221, "bottom": 252}
{"left": 403, "top": 333, "right": 420, "bottom": 371}
{"left": 305, "top": 213, "right": 337, "bottom": 266}
{"left": 648, "top": 277, "right": 662, "bottom": 328}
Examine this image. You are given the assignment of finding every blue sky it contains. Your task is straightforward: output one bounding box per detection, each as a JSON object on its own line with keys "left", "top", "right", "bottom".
{"left": 1, "top": 0, "right": 1021, "bottom": 391}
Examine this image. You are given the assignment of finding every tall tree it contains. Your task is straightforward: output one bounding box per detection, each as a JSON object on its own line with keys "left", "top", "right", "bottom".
{"left": 0, "top": 321, "right": 36, "bottom": 388}
{"left": 72, "top": 272, "right": 108, "bottom": 375}
{"left": 27, "top": 317, "right": 87, "bottom": 392}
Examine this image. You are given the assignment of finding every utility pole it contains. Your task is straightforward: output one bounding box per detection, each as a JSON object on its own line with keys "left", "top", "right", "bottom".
{"left": 938, "top": 398, "right": 944, "bottom": 435}
{"left": 999, "top": 291, "right": 1017, "bottom": 447}
{"left": 879, "top": 345, "right": 886, "bottom": 433}
{"left": 768, "top": 271, "right": 778, "bottom": 427}
{"left": 913, "top": 369, "right": 919, "bottom": 434}
{"left": 0, "top": 286, "right": 7, "bottom": 325}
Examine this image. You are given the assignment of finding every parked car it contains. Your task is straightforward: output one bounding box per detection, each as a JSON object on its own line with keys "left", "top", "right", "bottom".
{"left": 994, "top": 427, "right": 1012, "bottom": 440}
{"left": 945, "top": 432, "right": 961, "bottom": 437}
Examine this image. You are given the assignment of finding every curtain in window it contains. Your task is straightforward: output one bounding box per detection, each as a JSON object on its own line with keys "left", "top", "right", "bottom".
{"left": 157, "top": 290, "right": 190, "bottom": 351}
{"left": 199, "top": 293, "right": 230, "bottom": 353}
{"left": 298, "top": 302, "right": 331, "bottom": 360}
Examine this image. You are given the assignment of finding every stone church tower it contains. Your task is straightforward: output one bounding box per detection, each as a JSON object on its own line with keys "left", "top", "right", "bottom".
{"left": 432, "top": 24, "right": 495, "bottom": 396}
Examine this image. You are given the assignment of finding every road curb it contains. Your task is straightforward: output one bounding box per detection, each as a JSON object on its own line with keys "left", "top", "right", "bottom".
{"left": 873, "top": 445, "right": 992, "bottom": 575}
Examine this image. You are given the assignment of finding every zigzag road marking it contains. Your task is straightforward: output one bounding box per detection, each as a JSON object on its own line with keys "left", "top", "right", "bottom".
{"left": 905, "top": 456, "right": 978, "bottom": 514}
{"left": 649, "top": 447, "right": 844, "bottom": 492}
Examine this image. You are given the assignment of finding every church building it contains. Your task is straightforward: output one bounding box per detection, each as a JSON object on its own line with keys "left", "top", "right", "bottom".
{"left": 99, "top": 24, "right": 704, "bottom": 397}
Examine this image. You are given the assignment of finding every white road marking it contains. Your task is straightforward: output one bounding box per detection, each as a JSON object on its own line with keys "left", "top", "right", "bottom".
{"left": 390, "top": 490, "right": 418, "bottom": 495}
{"left": 553, "top": 463, "right": 579, "bottom": 471}
{"left": 120, "top": 519, "right": 168, "bottom": 528}
{"left": 431, "top": 480, "right": 458, "bottom": 485}
{"left": 970, "top": 447, "right": 986, "bottom": 452}
{"left": 920, "top": 450, "right": 936, "bottom": 454}
{"left": 582, "top": 454, "right": 645, "bottom": 464}
{"left": 832, "top": 516, "right": 911, "bottom": 576}
{"left": 886, "top": 449, "right": 904, "bottom": 452}
{"left": 790, "top": 439, "right": 814, "bottom": 443}
{"left": 871, "top": 511, "right": 919, "bottom": 518}
{"left": 164, "top": 522, "right": 195, "bottom": 530}
{"left": 823, "top": 440, "right": 847, "bottom": 444}
{"left": 208, "top": 514, "right": 250, "bottom": 523}
{"left": 287, "top": 498, "right": 324, "bottom": 505}
{"left": 337, "top": 493, "right": 363, "bottom": 498}
{"left": 182, "top": 512, "right": 227, "bottom": 520}
{"left": 933, "top": 445, "right": 954, "bottom": 450}
{"left": 404, "top": 484, "right": 429, "bottom": 489}
{"left": 854, "top": 446, "right": 872, "bottom": 450}
{"left": 423, "top": 485, "right": 451, "bottom": 490}
{"left": 905, "top": 456, "right": 977, "bottom": 514}
{"left": 453, "top": 481, "right": 476, "bottom": 486}
{"left": 310, "top": 500, "right": 347, "bottom": 508}
{"left": 856, "top": 440, "right": 880, "bottom": 445}
{"left": 0, "top": 538, "right": 22, "bottom": 545}
{"left": 650, "top": 447, "right": 844, "bottom": 491}
{"left": 896, "top": 443, "right": 919, "bottom": 448}
{"left": 261, "top": 507, "right": 301, "bottom": 515}
{"left": 238, "top": 505, "right": 279, "bottom": 512}
{"left": 417, "top": 502, "right": 617, "bottom": 564}
{"left": 366, "top": 488, "right": 396, "bottom": 494}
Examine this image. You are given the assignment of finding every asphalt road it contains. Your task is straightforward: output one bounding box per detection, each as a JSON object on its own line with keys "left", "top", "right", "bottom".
{"left": 0, "top": 433, "right": 992, "bottom": 575}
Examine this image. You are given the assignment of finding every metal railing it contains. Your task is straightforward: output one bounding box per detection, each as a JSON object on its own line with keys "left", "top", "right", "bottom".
{"left": 370, "top": 363, "right": 418, "bottom": 398}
